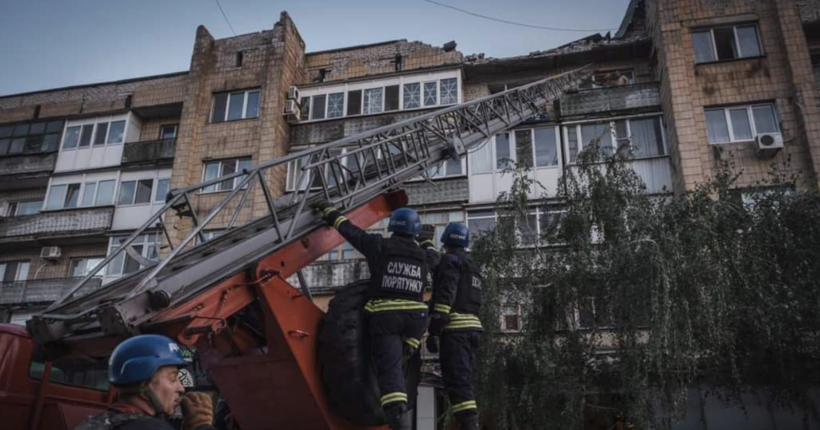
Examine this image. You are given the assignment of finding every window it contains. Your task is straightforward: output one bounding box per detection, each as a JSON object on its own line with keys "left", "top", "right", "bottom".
{"left": 69, "top": 257, "right": 104, "bottom": 278}
{"left": 423, "top": 82, "right": 438, "bottom": 107}
{"left": 63, "top": 119, "right": 123, "bottom": 149}
{"left": 347, "top": 90, "right": 362, "bottom": 116}
{"left": 7, "top": 200, "right": 42, "bottom": 216}
{"left": 300, "top": 96, "right": 311, "bottom": 121}
{"left": 564, "top": 117, "right": 665, "bottom": 162}
{"left": 693, "top": 24, "right": 762, "bottom": 64}
{"left": 534, "top": 128, "right": 559, "bottom": 167}
{"left": 46, "top": 183, "right": 81, "bottom": 210}
{"left": 202, "top": 158, "right": 253, "bottom": 193}
{"left": 81, "top": 182, "right": 96, "bottom": 206}
{"left": 404, "top": 83, "right": 421, "bottom": 109}
{"left": 467, "top": 210, "right": 497, "bottom": 239}
{"left": 425, "top": 155, "right": 465, "bottom": 179}
{"left": 155, "top": 179, "right": 170, "bottom": 203}
{"left": 363, "top": 88, "right": 384, "bottom": 114}
{"left": 160, "top": 125, "right": 178, "bottom": 140}
{"left": 78, "top": 124, "right": 94, "bottom": 148}
{"left": 107, "top": 234, "right": 158, "bottom": 277}
{"left": 29, "top": 356, "right": 109, "bottom": 391}
{"left": 578, "top": 297, "right": 612, "bottom": 329}
{"left": 502, "top": 303, "right": 522, "bottom": 332}
{"left": 211, "top": 89, "right": 261, "bottom": 123}
{"left": 0, "top": 261, "right": 30, "bottom": 282}
{"left": 196, "top": 229, "right": 226, "bottom": 245}
{"left": 579, "top": 70, "right": 635, "bottom": 89}
{"left": 327, "top": 93, "right": 345, "bottom": 119}
{"left": 0, "top": 120, "right": 64, "bottom": 155}
{"left": 311, "top": 94, "right": 327, "bottom": 120}
{"left": 95, "top": 180, "right": 116, "bottom": 206}
{"left": 514, "top": 130, "right": 534, "bottom": 169}
{"left": 385, "top": 85, "right": 400, "bottom": 112}
{"left": 495, "top": 133, "right": 512, "bottom": 169}
{"left": 440, "top": 78, "right": 458, "bottom": 105}
{"left": 92, "top": 123, "right": 108, "bottom": 146}
{"left": 705, "top": 104, "right": 779, "bottom": 144}
{"left": 118, "top": 179, "right": 154, "bottom": 205}
{"left": 468, "top": 208, "right": 563, "bottom": 246}
{"left": 469, "top": 140, "right": 493, "bottom": 174}
{"left": 107, "top": 121, "right": 125, "bottom": 144}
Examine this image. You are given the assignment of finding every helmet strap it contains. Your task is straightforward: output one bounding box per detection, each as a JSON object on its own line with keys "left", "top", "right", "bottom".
{"left": 144, "top": 387, "right": 169, "bottom": 420}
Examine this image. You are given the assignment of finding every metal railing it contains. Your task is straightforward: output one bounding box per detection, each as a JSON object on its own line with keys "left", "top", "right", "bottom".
{"left": 42, "top": 66, "right": 591, "bottom": 320}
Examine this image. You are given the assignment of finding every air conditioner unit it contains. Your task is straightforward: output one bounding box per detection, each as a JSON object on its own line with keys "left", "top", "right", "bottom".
{"left": 756, "top": 132, "right": 783, "bottom": 159}
{"left": 40, "top": 246, "right": 62, "bottom": 260}
{"left": 283, "top": 99, "right": 301, "bottom": 122}
{"left": 287, "top": 86, "right": 300, "bottom": 101}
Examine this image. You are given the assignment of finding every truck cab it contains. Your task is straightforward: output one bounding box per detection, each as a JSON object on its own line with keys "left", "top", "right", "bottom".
{"left": 0, "top": 324, "right": 111, "bottom": 430}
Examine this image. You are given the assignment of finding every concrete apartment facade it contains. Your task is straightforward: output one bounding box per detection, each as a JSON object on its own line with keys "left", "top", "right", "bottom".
{"left": 0, "top": 0, "right": 818, "bottom": 428}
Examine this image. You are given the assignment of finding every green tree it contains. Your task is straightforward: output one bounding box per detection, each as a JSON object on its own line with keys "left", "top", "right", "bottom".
{"left": 472, "top": 144, "right": 820, "bottom": 430}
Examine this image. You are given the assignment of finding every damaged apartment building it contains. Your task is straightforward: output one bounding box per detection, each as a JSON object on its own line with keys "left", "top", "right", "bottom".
{"left": 0, "top": 0, "right": 818, "bottom": 351}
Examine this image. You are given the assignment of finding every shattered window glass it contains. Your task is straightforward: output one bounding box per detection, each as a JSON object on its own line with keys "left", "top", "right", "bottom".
{"left": 423, "top": 82, "right": 437, "bottom": 107}
{"left": 403, "top": 83, "right": 420, "bottom": 109}
{"left": 363, "top": 88, "right": 383, "bottom": 114}
{"left": 440, "top": 78, "right": 458, "bottom": 105}
{"left": 327, "top": 93, "right": 344, "bottom": 118}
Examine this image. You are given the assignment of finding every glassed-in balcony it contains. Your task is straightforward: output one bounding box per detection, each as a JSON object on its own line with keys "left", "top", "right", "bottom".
{"left": 0, "top": 277, "right": 102, "bottom": 305}
{"left": 559, "top": 83, "right": 661, "bottom": 118}
{"left": 121, "top": 138, "right": 176, "bottom": 166}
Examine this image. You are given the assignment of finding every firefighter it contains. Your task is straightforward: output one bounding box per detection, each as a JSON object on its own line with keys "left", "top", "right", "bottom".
{"left": 76, "top": 334, "right": 216, "bottom": 430}
{"left": 427, "top": 223, "right": 482, "bottom": 430}
{"left": 311, "top": 200, "right": 438, "bottom": 430}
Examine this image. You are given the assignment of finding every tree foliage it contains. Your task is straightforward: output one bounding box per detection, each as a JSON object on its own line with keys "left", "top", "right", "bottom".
{"left": 472, "top": 146, "right": 820, "bottom": 430}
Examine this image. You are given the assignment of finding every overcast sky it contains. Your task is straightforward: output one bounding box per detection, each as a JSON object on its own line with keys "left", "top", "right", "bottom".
{"left": 0, "top": 0, "right": 631, "bottom": 96}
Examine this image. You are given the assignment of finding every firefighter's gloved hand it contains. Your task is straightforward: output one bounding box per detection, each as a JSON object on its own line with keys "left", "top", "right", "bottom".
{"left": 310, "top": 200, "right": 334, "bottom": 216}
{"left": 181, "top": 392, "right": 214, "bottom": 430}
{"left": 418, "top": 224, "right": 436, "bottom": 248}
{"left": 429, "top": 312, "right": 448, "bottom": 336}
{"left": 425, "top": 336, "right": 439, "bottom": 354}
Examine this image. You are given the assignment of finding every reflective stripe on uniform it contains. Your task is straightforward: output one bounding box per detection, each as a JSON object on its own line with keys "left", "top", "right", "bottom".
{"left": 333, "top": 216, "right": 348, "bottom": 229}
{"left": 404, "top": 338, "right": 420, "bottom": 349}
{"left": 381, "top": 392, "right": 408, "bottom": 406}
{"left": 451, "top": 400, "right": 477, "bottom": 413}
{"left": 364, "top": 299, "right": 428, "bottom": 313}
{"left": 444, "top": 312, "right": 482, "bottom": 331}
{"left": 433, "top": 303, "right": 451, "bottom": 314}
{"left": 323, "top": 207, "right": 336, "bottom": 216}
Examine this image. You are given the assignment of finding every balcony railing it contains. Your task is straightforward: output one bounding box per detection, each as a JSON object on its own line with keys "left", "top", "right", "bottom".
{"left": 121, "top": 138, "right": 176, "bottom": 166}
{"left": 0, "top": 206, "right": 114, "bottom": 245}
{"left": 0, "top": 277, "right": 103, "bottom": 305}
{"left": 560, "top": 83, "right": 661, "bottom": 117}
{"left": 287, "top": 260, "right": 370, "bottom": 295}
{"left": 0, "top": 151, "right": 58, "bottom": 190}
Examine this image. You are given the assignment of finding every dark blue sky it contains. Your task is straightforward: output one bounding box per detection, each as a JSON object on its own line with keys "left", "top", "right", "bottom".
{"left": 0, "top": 0, "right": 631, "bottom": 96}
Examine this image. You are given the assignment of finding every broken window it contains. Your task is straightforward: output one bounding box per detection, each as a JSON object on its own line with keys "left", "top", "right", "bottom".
{"left": 347, "top": 90, "right": 362, "bottom": 116}
{"left": 62, "top": 126, "right": 81, "bottom": 150}
{"left": 423, "top": 82, "right": 437, "bottom": 106}
{"left": 311, "top": 94, "right": 327, "bottom": 120}
{"left": 534, "top": 127, "right": 558, "bottom": 167}
{"left": 403, "top": 83, "right": 421, "bottom": 109}
{"left": 514, "top": 130, "right": 534, "bottom": 169}
{"left": 693, "top": 24, "right": 762, "bottom": 64}
{"left": 363, "top": 88, "right": 383, "bottom": 114}
{"left": 107, "top": 120, "right": 125, "bottom": 144}
{"left": 502, "top": 304, "right": 522, "bottom": 332}
{"left": 107, "top": 234, "right": 158, "bottom": 277}
{"left": 69, "top": 257, "right": 104, "bottom": 278}
{"left": 440, "top": 78, "right": 458, "bottom": 104}
{"left": 327, "top": 93, "right": 345, "bottom": 118}
{"left": 628, "top": 117, "right": 665, "bottom": 157}
{"left": 300, "top": 97, "right": 311, "bottom": 121}
{"left": 385, "top": 85, "right": 400, "bottom": 112}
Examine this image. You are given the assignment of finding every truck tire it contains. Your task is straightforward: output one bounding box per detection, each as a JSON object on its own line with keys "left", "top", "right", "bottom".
{"left": 318, "top": 281, "right": 386, "bottom": 426}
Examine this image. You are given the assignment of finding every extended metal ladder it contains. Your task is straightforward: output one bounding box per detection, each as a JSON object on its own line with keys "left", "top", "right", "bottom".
{"left": 28, "top": 66, "right": 590, "bottom": 346}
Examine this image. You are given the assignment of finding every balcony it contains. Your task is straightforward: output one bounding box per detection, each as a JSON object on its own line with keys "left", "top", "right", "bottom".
{"left": 0, "top": 151, "right": 58, "bottom": 191}
{"left": 121, "top": 138, "right": 176, "bottom": 166}
{"left": 0, "top": 206, "right": 114, "bottom": 247}
{"left": 0, "top": 277, "right": 102, "bottom": 305}
{"left": 287, "top": 260, "right": 370, "bottom": 295}
{"left": 559, "top": 83, "right": 661, "bottom": 118}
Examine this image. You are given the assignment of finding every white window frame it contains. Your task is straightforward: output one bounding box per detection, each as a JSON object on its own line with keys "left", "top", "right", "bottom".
{"left": 296, "top": 71, "right": 462, "bottom": 123}
{"left": 79, "top": 179, "right": 117, "bottom": 207}
{"left": 693, "top": 24, "right": 763, "bottom": 64}
{"left": 61, "top": 116, "right": 127, "bottom": 151}
{"left": 7, "top": 199, "right": 43, "bottom": 216}
{"left": 467, "top": 207, "right": 564, "bottom": 247}
{"left": 159, "top": 124, "right": 178, "bottom": 140}
{"left": 563, "top": 114, "right": 667, "bottom": 164}
{"left": 105, "top": 233, "right": 159, "bottom": 278}
{"left": 69, "top": 257, "right": 105, "bottom": 278}
{"left": 704, "top": 103, "right": 780, "bottom": 145}
{"left": 286, "top": 148, "right": 350, "bottom": 192}
{"left": 0, "top": 261, "right": 30, "bottom": 282}
{"left": 210, "top": 89, "right": 261, "bottom": 123}
{"left": 201, "top": 158, "right": 253, "bottom": 193}
{"left": 117, "top": 178, "right": 155, "bottom": 207}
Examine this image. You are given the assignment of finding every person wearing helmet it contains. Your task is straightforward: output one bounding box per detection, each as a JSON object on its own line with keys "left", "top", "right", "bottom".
{"left": 311, "top": 200, "right": 439, "bottom": 430}
{"left": 428, "top": 223, "right": 482, "bottom": 430}
{"left": 75, "top": 334, "right": 217, "bottom": 430}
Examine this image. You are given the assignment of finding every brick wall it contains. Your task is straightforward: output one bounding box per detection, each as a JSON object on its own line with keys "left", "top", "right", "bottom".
{"left": 139, "top": 117, "right": 182, "bottom": 141}
{"left": 305, "top": 40, "right": 462, "bottom": 84}
{"left": 797, "top": 0, "right": 820, "bottom": 23}
{"left": 649, "top": 0, "right": 820, "bottom": 191}
{"left": 0, "top": 243, "right": 107, "bottom": 281}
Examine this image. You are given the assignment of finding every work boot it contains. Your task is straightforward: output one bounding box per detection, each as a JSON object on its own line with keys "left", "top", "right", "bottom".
{"left": 457, "top": 412, "right": 479, "bottom": 430}
{"left": 386, "top": 403, "right": 412, "bottom": 430}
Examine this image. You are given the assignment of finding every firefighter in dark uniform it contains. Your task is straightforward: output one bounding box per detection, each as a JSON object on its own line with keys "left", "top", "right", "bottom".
{"left": 312, "top": 200, "right": 439, "bottom": 430}
{"left": 427, "top": 222, "right": 482, "bottom": 430}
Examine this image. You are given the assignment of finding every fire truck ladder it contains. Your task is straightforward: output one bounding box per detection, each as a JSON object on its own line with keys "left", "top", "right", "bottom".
{"left": 29, "top": 66, "right": 590, "bottom": 348}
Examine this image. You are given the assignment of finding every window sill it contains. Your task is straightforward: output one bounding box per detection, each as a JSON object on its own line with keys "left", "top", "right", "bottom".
{"left": 708, "top": 139, "right": 757, "bottom": 145}
{"left": 695, "top": 55, "right": 766, "bottom": 67}
{"left": 116, "top": 202, "right": 155, "bottom": 208}
{"left": 209, "top": 117, "right": 260, "bottom": 125}
{"left": 295, "top": 105, "right": 444, "bottom": 125}
{"left": 39, "top": 205, "right": 115, "bottom": 214}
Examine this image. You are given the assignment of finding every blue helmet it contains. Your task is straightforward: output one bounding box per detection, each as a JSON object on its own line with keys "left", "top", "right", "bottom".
{"left": 441, "top": 223, "right": 470, "bottom": 248}
{"left": 108, "top": 334, "right": 188, "bottom": 386}
{"left": 388, "top": 207, "right": 421, "bottom": 235}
